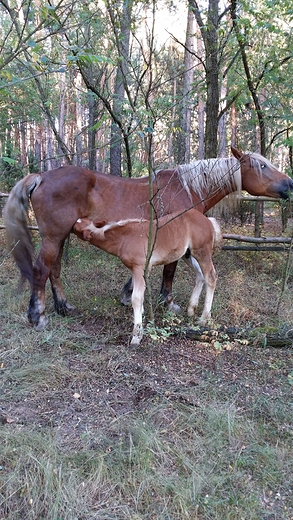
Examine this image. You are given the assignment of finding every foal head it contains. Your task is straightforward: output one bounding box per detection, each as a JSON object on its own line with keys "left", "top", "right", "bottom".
{"left": 73, "top": 217, "right": 105, "bottom": 241}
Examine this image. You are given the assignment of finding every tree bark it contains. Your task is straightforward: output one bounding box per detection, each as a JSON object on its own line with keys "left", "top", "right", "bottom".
{"left": 177, "top": 8, "right": 195, "bottom": 164}
{"left": 190, "top": 0, "right": 219, "bottom": 158}
{"left": 230, "top": 0, "right": 266, "bottom": 155}
{"left": 108, "top": 1, "right": 131, "bottom": 176}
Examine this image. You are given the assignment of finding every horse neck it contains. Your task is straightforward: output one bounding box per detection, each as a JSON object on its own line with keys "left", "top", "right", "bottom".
{"left": 192, "top": 185, "right": 236, "bottom": 212}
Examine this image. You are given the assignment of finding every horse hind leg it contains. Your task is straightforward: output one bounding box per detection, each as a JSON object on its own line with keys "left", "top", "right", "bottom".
{"left": 28, "top": 255, "right": 50, "bottom": 330}
{"left": 28, "top": 240, "right": 66, "bottom": 329}
{"left": 49, "top": 239, "right": 76, "bottom": 316}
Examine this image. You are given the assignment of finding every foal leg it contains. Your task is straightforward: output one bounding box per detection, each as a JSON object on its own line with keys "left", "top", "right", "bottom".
{"left": 123, "top": 261, "right": 181, "bottom": 314}
{"left": 49, "top": 239, "right": 76, "bottom": 316}
{"left": 160, "top": 261, "right": 181, "bottom": 314}
{"left": 195, "top": 259, "right": 217, "bottom": 325}
{"left": 130, "top": 267, "right": 146, "bottom": 347}
{"left": 184, "top": 255, "right": 205, "bottom": 317}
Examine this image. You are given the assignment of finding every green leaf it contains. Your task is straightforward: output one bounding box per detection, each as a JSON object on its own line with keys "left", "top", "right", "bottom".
{"left": 1, "top": 157, "right": 16, "bottom": 165}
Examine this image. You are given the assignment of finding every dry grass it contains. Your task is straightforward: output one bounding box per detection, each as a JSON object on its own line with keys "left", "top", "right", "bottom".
{"left": 1, "top": 211, "right": 293, "bottom": 519}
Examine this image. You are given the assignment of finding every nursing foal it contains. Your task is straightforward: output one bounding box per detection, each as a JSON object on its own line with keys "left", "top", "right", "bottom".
{"left": 73, "top": 209, "right": 222, "bottom": 346}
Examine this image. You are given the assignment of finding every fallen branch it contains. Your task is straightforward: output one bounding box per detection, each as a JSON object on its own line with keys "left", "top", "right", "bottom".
{"left": 223, "top": 234, "right": 292, "bottom": 243}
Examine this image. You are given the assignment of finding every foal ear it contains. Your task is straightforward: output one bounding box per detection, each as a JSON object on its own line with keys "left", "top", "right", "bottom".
{"left": 231, "top": 146, "right": 242, "bottom": 160}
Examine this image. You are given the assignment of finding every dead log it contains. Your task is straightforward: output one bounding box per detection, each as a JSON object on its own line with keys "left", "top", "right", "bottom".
{"left": 223, "top": 234, "right": 292, "bottom": 243}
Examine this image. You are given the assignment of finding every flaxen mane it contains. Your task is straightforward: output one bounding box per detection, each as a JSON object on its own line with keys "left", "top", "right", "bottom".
{"left": 249, "top": 152, "right": 276, "bottom": 174}
{"left": 175, "top": 157, "right": 242, "bottom": 202}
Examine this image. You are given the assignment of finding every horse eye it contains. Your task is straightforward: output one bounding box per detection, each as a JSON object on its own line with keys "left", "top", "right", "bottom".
{"left": 261, "top": 163, "right": 266, "bottom": 169}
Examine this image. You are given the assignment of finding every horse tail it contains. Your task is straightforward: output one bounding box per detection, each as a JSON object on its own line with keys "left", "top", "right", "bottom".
{"left": 208, "top": 217, "right": 223, "bottom": 251}
{"left": 3, "top": 174, "right": 42, "bottom": 288}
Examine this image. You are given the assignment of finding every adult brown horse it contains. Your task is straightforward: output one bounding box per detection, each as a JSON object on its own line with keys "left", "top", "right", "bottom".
{"left": 73, "top": 212, "right": 222, "bottom": 346}
{"left": 4, "top": 147, "right": 293, "bottom": 330}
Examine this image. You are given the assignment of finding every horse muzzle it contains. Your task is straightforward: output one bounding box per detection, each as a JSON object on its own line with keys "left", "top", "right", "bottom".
{"left": 276, "top": 178, "right": 293, "bottom": 199}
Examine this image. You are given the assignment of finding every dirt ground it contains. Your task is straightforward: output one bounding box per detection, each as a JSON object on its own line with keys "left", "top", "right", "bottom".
{"left": 1, "top": 205, "right": 293, "bottom": 519}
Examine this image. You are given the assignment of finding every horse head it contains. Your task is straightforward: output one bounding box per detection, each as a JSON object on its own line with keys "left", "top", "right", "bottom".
{"left": 231, "top": 146, "right": 293, "bottom": 199}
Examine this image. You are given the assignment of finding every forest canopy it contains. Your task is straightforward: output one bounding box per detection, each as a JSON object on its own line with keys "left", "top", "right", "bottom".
{"left": 0, "top": 0, "right": 293, "bottom": 188}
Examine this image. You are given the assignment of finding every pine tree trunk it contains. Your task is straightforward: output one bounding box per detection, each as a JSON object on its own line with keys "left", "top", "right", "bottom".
{"left": 204, "top": 0, "right": 219, "bottom": 158}
{"left": 177, "top": 8, "right": 195, "bottom": 164}
{"left": 109, "top": 3, "right": 131, "bottom": 176}
{"left": 190, "top": 0, "right": 220, "bottom": 158}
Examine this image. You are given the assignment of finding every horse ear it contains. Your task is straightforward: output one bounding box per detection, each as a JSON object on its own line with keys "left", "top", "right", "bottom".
{"left": 231, "top": 146, "right": 242, "bottom": 160}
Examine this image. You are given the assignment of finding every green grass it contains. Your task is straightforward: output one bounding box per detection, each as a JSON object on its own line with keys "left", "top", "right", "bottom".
{"left": 1, "top": 233, "right": 293, "bottom": 519}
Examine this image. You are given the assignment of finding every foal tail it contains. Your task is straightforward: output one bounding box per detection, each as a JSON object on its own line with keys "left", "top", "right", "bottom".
{"left": 208, "top": 217, "right": 223, "bottom": 251}
{"left": 3, "top": 174, "right": 42, "bottom": 288}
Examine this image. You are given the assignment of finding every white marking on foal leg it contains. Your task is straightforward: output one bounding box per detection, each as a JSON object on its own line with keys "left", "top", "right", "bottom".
{"left": 130, "top": 268, "right": 145, "bottom": 347}
{"left": 198, "top": 265, "right": 217, "bottom": 325}
{"left": 183, "top": 255, "right": 205, "bottom": 316}
{"left": 130, "top": 323, "right": 143, "bottom": 347}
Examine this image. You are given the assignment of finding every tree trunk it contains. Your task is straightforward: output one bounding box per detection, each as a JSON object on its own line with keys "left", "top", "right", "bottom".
{"left": 231, "top": 104, "right": 237, "bottom": 148}
{"left": 218, "top": 82, "right": 227, "bottom": 156}
{"left": 88, "top": 91, "right": 97, "bottom": 171}
{"left": 177, "top": 8, "right": 195, "bottom": 164}
{"left": 231, "top": 0, "right": 266, "bottom": 155}
{"left": 168, "top": 73, "right": 177, "bottom": 165}
{"left": 57, "top": 72, "right": 66, "bottom": 167}
{"left": 204, "top": 0, "right": 219, "bottom": 158}
{"left": 109, "top": 2, "right": 131, "bottom": 176}
{"left": 190, "top": 0, "right": 219, "bottom": 158}
{"left": 196, "top": 25, "right": 205, "bottom": 159}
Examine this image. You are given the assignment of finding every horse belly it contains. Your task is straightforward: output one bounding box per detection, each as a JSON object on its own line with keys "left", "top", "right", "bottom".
{"left": 150, "top": 243, "right": 187, "bottom": 266}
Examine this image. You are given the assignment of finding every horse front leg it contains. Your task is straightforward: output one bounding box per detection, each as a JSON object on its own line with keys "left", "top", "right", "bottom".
{"left": 160, "top": 261, "right": 181, "bottom": 314}
{"left": 121, "top": 276, "right": 133, "bottom": 306}
{"left": 130, "top": 267, "right": 145, "bottom": 347}
{"left": 49, "top": 239, "right": 76, "bottom": 316}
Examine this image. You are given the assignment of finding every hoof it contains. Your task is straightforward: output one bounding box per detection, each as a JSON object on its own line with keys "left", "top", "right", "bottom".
{"left": 198, "top": 315, "right": 211, "bottom": 327}
{"left": 34, "top": 315, "right": 49, "bottom": 331}
{"left": 65, "top": 302, "right": 76, "bottom": 311}
{"left": 55, "top": 300, "right": 76, "bottom": 316}
{"left": 121, "top": 294, "right": 131, "bottom": 306}
{"left": 167, "top": 302, "right": 181, "bottom": 315}
{"left": 130, "top": 324, "right": 143, "bottom": 346}
{"left": 187, "top": 306, "right": 196, "bottom": 317}
{"left": 130, "top": 337, "right": 141, "bottom": 347}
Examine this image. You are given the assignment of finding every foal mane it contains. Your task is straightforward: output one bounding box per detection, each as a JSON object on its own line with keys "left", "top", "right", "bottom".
{"left": 175, "top": 157, "right": 242, "bottom": 203}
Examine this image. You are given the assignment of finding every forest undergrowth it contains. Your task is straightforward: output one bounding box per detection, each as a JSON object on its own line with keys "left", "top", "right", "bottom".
{"left": 0, "top": 208, "right": 293, "bottom": 520}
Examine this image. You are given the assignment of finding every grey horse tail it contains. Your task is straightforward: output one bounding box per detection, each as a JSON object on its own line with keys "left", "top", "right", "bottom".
{"left": 3, "top": 174, "right": 42, "bottom": 289}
